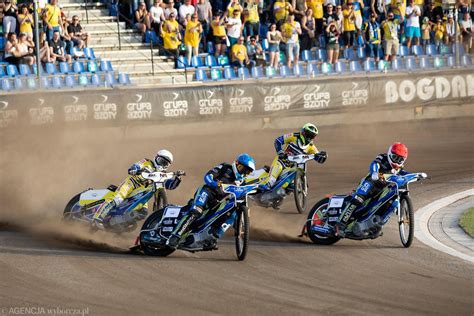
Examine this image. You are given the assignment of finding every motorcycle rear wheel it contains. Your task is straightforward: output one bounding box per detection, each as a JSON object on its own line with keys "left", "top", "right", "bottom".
{"left": 399, "top": 196, "right": 414, "bottom": 248}
{"left": 306, "top": 198, "right": 340, "bottom": 245}
{"left": 140, "top": 209, "right": 175, "bottom": 257}
{"left": 294, "top": 170, "right": 307, "bottom": 214}
{"left": 235, "top": 206, "right": 249, "bottom": 261}
{"left": 63, "top": 193, "right": 81, "bottom": 221}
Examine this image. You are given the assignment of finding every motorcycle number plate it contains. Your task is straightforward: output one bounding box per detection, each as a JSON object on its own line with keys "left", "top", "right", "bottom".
{"left": 329, "top": 197, "right": 344, "bottom": 208}
{"left": 163, "top": 207, "right": 181, "bottom": 218}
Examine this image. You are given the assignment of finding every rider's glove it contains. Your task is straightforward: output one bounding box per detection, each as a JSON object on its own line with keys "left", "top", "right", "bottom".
{"left": 176, "top": 170, "right": 186, "bottom": 177}
{"left": 278, "top": 151, "right": 288, "bottom": 161}
{"left": 314, "top": 151, "right": 327, "bottom": 164}
{"left": 371, "top": 172, "right": 379, "bottom": 181}
{"left": 128, "top": 164, "right": 141, "bottom": 176}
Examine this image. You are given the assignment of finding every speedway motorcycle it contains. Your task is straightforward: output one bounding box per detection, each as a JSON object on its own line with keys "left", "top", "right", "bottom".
{"left": 301, "top": 172, "right": 428, "bottom": 247}
{"left": 63, "top": 171, "right": 185, "bottom": 233}
{"left": 133, "top": 183, "right": 259, "bottom": 260}
{"left": 246, "top": 153, "right": 326, "bottom": 214}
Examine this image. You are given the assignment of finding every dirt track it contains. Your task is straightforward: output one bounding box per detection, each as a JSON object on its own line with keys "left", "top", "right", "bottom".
{"left": 0, "top": 117, "right": 473, "bottom": 315}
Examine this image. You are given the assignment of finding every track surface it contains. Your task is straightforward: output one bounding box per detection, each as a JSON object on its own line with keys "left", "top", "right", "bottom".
{"left": 0, "top": 117, "right": 473, "bottom": 315}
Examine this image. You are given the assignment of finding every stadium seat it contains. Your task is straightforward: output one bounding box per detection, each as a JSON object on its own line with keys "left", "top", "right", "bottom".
{"left": 118, "top": 73, "right": 131, "bottom": 85}
{"left": 19, "top": 64, "right": 32, "bottom": 76}
{"left": 363, "top": 59, "right": 376, "bottom": 72}
{"left": 319, "top": 35, "right": 326, "bottom": 48}
{"left": 425, "top": 44, "right": 438, "bottom": 56}
{"left": 321, "top": 62, "right": 332, "bottom": 74}
{"left": 462, "top": 54, "right": 472, "bottom": 67}
{"left": 237, "top": 67, "right": 250, "bottom": 79}
{"left": 261, "top": 39, "right": 269, "bottom": 51}
{"left": 405, "top": 56, "right": 417, "bottom": 71}
{"left": 301, "top": 50, "right": 314, "bottom": 62}
{"left": 251, "top": 66, "right": 264, "bottom": 79}
{"left": 0, "top": 67, "right": 5, "bottom": 77}
{"left": 26, "top": 77, "right": 37, "bottom": 89}
{"left": 0, "top": 37, "right": 5, "bottom": 50}
{"left": 59, "top": 62, "right": 71, "bottom": 74}
{"left": 87, "top": 60, "right": 99, "bottom": 73}
{"left": 349, "top": 60, "right": 363, "bottom": 73}
{"left": 205, "top": 55, "right": 218, "bottom": 67}
{"left": 398, "top": 45, "right": 409, "bottom": 57}
{"left": 440, "top": 44, "right": 451, "bottom": 55}
{"left": 144, "top": 30, "right": 159, "bottom": 44}
{"left": 210, "top": 67, "right": 223, "bottom": 80}
{"left": 83, "top": 47, "right": 96, "bottom": 60}
{"left": 40, "top": 77, "right": 50, "bottom": 89}
{"left": 307, "top": 62, "right": 319, "bottom": 77}
{"left": 224, "top": 66, "right": 238, "bottom": 80}
{"left": 218, "top": 55, "right": 230, "bottom": 66}
{"left": 6, "top": 65, "right": 19, "bottom": 77}
{"left": 343, "top": 48, "right": 356, "bottom": 61}
{"left": 265, "top": 66, "right": 278, "bottom": 78}
{"left": 419, "top": 56, "right": 433, "bottom": 69}
{"left": 65, "top": 75, "right": 77, "bottom": 87}
{"left": 317, "top": 49, "right": 327, "bottom": 62}
{"left": 293, "top": 63, "right": 306, "bottom": 77}
{"left": 391, "top": 58, "right": 404, "bottom": 71}
{"left": 195, "top": 68, "right": 208, "bottom": 81}
{"left": 446, "top": 55, "right": 455, "bottom": 67}
{"left": 411, "top": 45, "right": 424, "bottom": 56}
{"left": 13, "top": 78, "right": 24, "bottom": 90}
{"left": 78, "top": 74, "right": 89, "bottom": 86}
{"left": 378, "top": 60, "right": 389, "bottom": 71}
{"left": 259, "top": 23, "right": 269, "bottom": 39}
{"left": 51, "top": 76, "right": 63, "bottom": 89}
{"left": 177, "top": 56, "right": 189, "bottom": 69}
{"left": 452, "top": 44, "right": 465, "bottom": 56}
{"left": 73, "top": 61, "right": 85, "bottom": 73}
{"left": 100, "top": 60, "right": 111, "bottom": 72}
{"left": 279, "top": 65, "right": 293, "bottom": 77}
{"left": 90, "top": 74, "right": 102, "bottom": 86}
{"left": 106, "top": 60, "right": 114, "bottom": 72}
{"left": 335, "top": 61, "right": 347, "bottom": 73}
{"left": 357, "top": 46, "right": 366, "bottom": 60}
{"left": 433, "top": 56, "right": 445, "bottom": 68}
{"left": 191, "top": 56, "right": 204, "bottom": 68}
{"left": 207, "top": 41, "right": 214, "bottom": 54}
{"left": 105, "top": 73, "right": 117, "bottom": 86}
{"left": 1, "top": 78, "right": 12, "bottom": 91}
{"left": 279, "top": 52, "right": 287, "bottom": 65}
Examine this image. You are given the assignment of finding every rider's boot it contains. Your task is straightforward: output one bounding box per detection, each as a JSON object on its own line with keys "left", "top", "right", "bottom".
{"left": 335, "top": 196, "right": 364, "bottom": 237}
{"left": 166, "top": 208, "right": 202, "bottom": 249}
{"left": 92, "top": 200, "right": 116, "bottom": 226}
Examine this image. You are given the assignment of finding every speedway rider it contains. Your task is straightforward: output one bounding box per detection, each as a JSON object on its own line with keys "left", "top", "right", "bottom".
{"left": 335, "top": 142, "right": 409, "bottom": 237}
{"left": 260, "top": 123, "right": 327, "bottom": 190}
{"left": 166, "top": 153, "right": 256, "bottom": 249}
{"left": 93, "top": 150, "right": 182, "bottom": 225}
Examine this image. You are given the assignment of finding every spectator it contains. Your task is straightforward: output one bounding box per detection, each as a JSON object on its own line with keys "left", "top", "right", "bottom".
{"left": 343, "top": 1, "right": 357, "bottom": 49}
{"left": 60, "top": 15, "right": 74, "bottom": 55}
{"left": 363, "top": 13, "right": 381, "bottom": 62}
{"left": 390, "top": 0, "right": 405, "bottom": 21}
{"left": 246, "top": 35, "right": 265, "bottom": 65}
{"left": 326, "top": 21, "right": 340, "bottom": 65}
{"left": 179, "top": 0, "right": 195, "bottom": 24}
{"left": 184, "top": 13, "right": 202, "bottom": 61}
{"left": 226, "top": 0, "right": 243, "bottom": 20}
{"left": 381, "top": 11, "right": 400, "bottom": 61}
{"left": 444, "top": 13, "right": 460, "bottom": 45}
{"left": 433, "top": 18, "right": 444, "bottom": 49}
{"left": 196, "top": 0, "right": 212, "bottom": 46}
{"left": 273, "top": 0, "right": 293, "bottom": 28}
{"left": 266, "top": 23, "right": 282, "bottom": 68}
{"left": 17, "top": 32, "right": 35, "bottom": 66}
{"left": 49, "top": 30, "right": 71, "bottom": 62}
{"left": 421, "top": 16, "right": 431, "bottom": 49}
{"left": 307, "top": 0, "right": 324, "bottom": 39}
{"left": 210, "top": 0, "right": 227, "bottom": 15}
{"left": 231, "top": 36, "right": 251, "bottom": 67}
{"left": 17, "top": 5, "right": 33, "bottom": 39}
{"left": 68, "top": 15, "right": 90, "bottom": 49}
{"left": 281, "top": 14, "right": 301, "bottom": 68}
{"left": 211, "top": 14, "right": 227, "bottom": 57}
{"left": 243, "top": 0, "right": 260, "bottom": 41}
{"left": 43, "top": 0, "right": 61, "bottom": 40}
{"left": 135, "top": 2, "right": 148, "bottom": 42}
{"left": 226, "top": 9, "right": 242, "bottom": 46}
{"left": 335, "top": 4, "right": 344, "bottom": 31}
{"left": 301, "top": 8, "right": 316, "bottom": 50}
{"left": 164, "top": 0, "right": 178, "bottom": 19}
{"left": 4, "top": 32, "right": 21, "bottom": 64}
{"left": 352, "top": 0, "right": 364, "bottom": 34}
{"left": 148, "top": 0, "right": 165, "bottom": 37}
{"left": 460, "top": 12, "right": 472, "bottom": 53}
{"left": 371, "top": 0, "right": 385, "bottom": 22}
{"left": 292, "top": 0, "right": 308, "bottom": 21}
{"left": 405, "top": 0, "right": 421, "bottom": 48}
{"left": 324, "top": 4, "right": 338, "bottom": 25}
{"left": 161, "top": 13, "right": 181, "bottom": 62}
{"left": 424, "top": 1, "right": 443, "bottom": 23}
{"left": 3, "top": 0, "right": 17, "bottom": 35}
{"left": 39, "top": 32, "right": 52, "bottom": 63}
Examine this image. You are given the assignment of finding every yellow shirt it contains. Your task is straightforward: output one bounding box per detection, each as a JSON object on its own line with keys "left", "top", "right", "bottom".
{"left": 307, "top": 0, "right": 324, "bottom": 19}
{"left": 434, "top": 24, "right": 444, "bottom": 40}
{"left": 184, "top": 20, "right": 201, "bottom": 47}
{"left": 280, "top": 21, "right": 298, "bottom": 43}
{"left": 227, "top": 3, "right": 243, "bottom": 20}
{"left": 44, "top": 4, "right": 60, "bottom": 27}
{"left": 391, "top": 0, "right": 406, "bottom": 16}
{"left": 343, "top": 9, "right": 356, "bottom": 31}
{"left": 211, "top": 20, "right": 226, "bottom": 37}
{"left": 163, "top": 20, "right": 179, "bottom": 33}
{"left": 381, "top": 19, "right": 400, "bottom": 40}
{"left": 231, "top": 44, "right": 247, "bottom": 62}
{"left": 244, "top": 4, "right": 260, "bottom": 23}
{"left": 414, "top": 0, "right": 424, "bottom": 6}
{"left": 162, "top": 31, "right": 180, "bottom": 49}
{"left": 274, "top": 1, "right": 290, "bottom": 22}
{"left": 18, "top": 14, "right": 33, "bottom": 33}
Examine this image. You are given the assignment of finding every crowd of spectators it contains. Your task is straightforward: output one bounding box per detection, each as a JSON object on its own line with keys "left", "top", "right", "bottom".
{"left": 122, "top": 0, "right": 473, "bottom": 69}
{"left": 0, "top": 0, "right": 91, "bottom": 67}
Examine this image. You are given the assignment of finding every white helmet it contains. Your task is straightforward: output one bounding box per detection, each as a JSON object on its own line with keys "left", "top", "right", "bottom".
{"left": 154, "top": 149, "right": 173, "bottom": 170}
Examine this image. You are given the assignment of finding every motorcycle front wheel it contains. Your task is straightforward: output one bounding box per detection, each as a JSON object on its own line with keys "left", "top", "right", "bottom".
{"left": 399, "top": 196, "right": 414, "bottom": 248}
{"left": 140, "top": 209, "right": 175, "bottom": 257}
{"left": 234, "top": 206, "right": 249, "bottom": 261}
{"left": 63, "top": 193, "right": 81, "bottom": 221}
{"left": 306, "top": 198, "right": 340, "bottom": 245}
{"left": 294, "top": 170, "right": 307, "bottom": 214}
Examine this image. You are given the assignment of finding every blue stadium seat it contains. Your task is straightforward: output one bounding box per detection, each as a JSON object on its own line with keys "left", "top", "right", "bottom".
{"left": 0, "top": 37, "right": 5, "bottom": 50}
{"left": 0, "top": 67, "right": 5, "bottom": 77}
{"left": 6, "top": 65, "right": 19, "bottom": 77}
{"left": 207, "top": 42, "right": 214, "bottom": 54}
{"left": 321, "top": 62, "right": 332, "bottom": 74}
{"left": 205, "top": 55, "right": 218, "bottom": 67}
{"left": 343, "top": 48, "right": 356, "bottom": 61}
{"left": 279, "top": 52, "right": 287, "bottom": 65}
{"left": 1, "top": 78, "right": 11, "bottom": 91}
{"left": 452, "top": 44, "right": 465, "bottom": 56}
{"left": 265, "top": 66, "right": 278, "bottom": 78}
{"left": 105, "top": 73, "right": 117, "bottom": 86}
{"left": 349, "top": 60, "right": 363, "bottom": 73}
{"left": 378, "top": 60, "right": 389, "bottom": 71}
{"left": 405, "top": 56, "right": 417, "bottom": 71}
{"left": 87, "top": 60, "right": 99, "bottom": 73}
{"left": 100, "top": 60, "right": 111, "bottom": 72}
{"left": 411, "top": 45, "right": 424, "bottom": 56}
{"left": 279, "top": 65, "right": 293, "bottom": 77}
{"left": 65, "top": 75, "right": 77, "bottom": 87}
{"left": 90, "top": 74, "right": 102, "bottom": 86}
{"left": 419, "top": 56, "right": 433, "bottom": 69}
{"left": 78, "top": 74, "right": 89, "bottom": 86}
{"left": 425, "top": 44, "right": 438, "bottom": 56}
{"left": 19, "top": 64, "right": 32, "bottom": 76}
{"left": 301, "top": 50, "right": 314, "bottom": 62}
{"left": 316, "top": 49, "right": 327, "bottom": 62}
{"left": 363, "top": 59, "right": 376, "bottom": 72}
{"left": 237, "top": 67, "right": 250, "bottom": 79}
{"left": 307, "top": 62, "right": 319, "bottom": 76}
{"left": 210, "top": 67, "right": 223, "bottom": 80}
{"left": 293, "top": 63, "right": 306, "bottom": 77}
{"left": 319, "top": 35, "right": 326, "bottom": 48}
{"left": 335, "top": 61, "right": 347, "bottom": 73}
{"left": 195, "top": 68, "right": 208, "bottom": 81}
{"left": 13, "top": 78, "right": 24, "bottom": 90}
{"left": 40, "top": 77, "right": 50, "bottom": 89}
{"left": 357, "top": 46, "right": 366, "bottom": 59}
{"left": 259, "top": 23, "right": 269, "bottom": 39}
{"left": 440, "top": 44, "right": 451, "bottom": 55}
{"left": 218, "top": 55, "right": 230, "bottom": 66}
{"left": 191, "top": 56, "right": 204, "bottom": 68}
{"left": 118, "top": 73, "right": 131, "bottom": 85}
{"left": 462, "top": 54, "right": 472, "bottom": 67}
{"left": 83, "top": 47, "right": 96, "bottom": 59}
{"left": 106, "top": 61, "right": 113, "bottom": 72}
{"left": 51, "top": 76, "right": 63, "bottom": 89}
{"left": 26, "top": 77, "right": 37, "bottom": 89}
{"left": 73, "top": 61, "right": 85, "bottom": 73}
{"left": 392, "top": 58, "right": 404, "bottom": 71}
{"left": 59, "top": 62, "right": 71, "bottom": 74}
{"left": 223, "top": 66, "right": 238, "bottom": 80}
{"left": 433, "top": 56, "right": 445, "bottom": 68}
{"left": 261, "top": 39, "right": 269, "bottom": 51}
{"left": 145, "top": 30, "right": 159, "bottom": 44}
{"left": 251, "top": 66, "right": 264, "bottom": 79}
{"left": 177, "top": 56, "right": 189, "bottom": 69}
{"left": 398, "top": 45, "right": 409, "bottom": 57}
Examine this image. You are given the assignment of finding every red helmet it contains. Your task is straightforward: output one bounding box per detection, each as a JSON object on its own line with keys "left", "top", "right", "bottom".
{"left": 387, "top": 142, "right": 408, "bottom": 169}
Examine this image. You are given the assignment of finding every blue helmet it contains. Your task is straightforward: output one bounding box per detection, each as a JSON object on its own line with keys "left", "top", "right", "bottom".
{"left": 232, "top": 153, "right": 256, "bottom": 181}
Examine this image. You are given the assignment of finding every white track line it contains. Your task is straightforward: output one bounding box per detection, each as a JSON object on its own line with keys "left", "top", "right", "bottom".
{"left": 415, "top": 189, "right": 474, "bottom": 263}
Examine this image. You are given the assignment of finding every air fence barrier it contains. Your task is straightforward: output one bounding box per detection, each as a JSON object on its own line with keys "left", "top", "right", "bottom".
{"left": 0, "top": 69, "right": 473, "bottom": 129}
